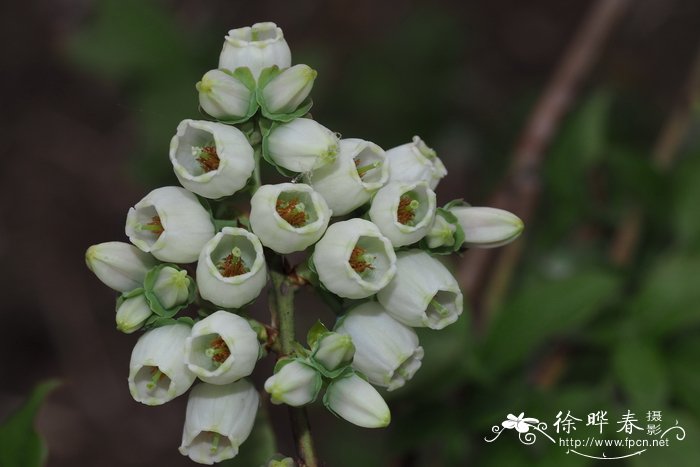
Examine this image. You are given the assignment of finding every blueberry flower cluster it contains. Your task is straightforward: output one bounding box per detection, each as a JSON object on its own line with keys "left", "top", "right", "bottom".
{"left": 85, "top": 21, "right": 523, "bottom": 465}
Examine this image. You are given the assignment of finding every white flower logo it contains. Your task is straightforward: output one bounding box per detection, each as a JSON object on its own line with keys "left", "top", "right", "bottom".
{"left": 502, "top": 413, "right": 540, "bottom": 433}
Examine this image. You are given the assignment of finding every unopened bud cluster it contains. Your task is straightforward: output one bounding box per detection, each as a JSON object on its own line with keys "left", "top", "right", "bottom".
{"left": 85, "top": 21, "right": 523, "bottom": 465}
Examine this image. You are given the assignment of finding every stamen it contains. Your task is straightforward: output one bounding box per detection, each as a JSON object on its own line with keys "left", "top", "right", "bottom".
{"left": 194, "top": 145, "right": 220, "bottom": 172}
{"left": 140, "top": 216, "right": 164, "bottom": 235}
{"left": 430, "top": 298, "right": 451, "bottom": 317}
{"left": 146, "top": 367, "right": 165, "bottom": 391}
{"left": 276, "top": 198, "right": 307, "bottom": 227}
{"left": 210, "top": 432, "right": 221, "bottom": 454}
{"left": 354, "top": 158, "right": 383, "bottom": 179}
{"left": 349, "top": 246, "right": 374, "bottom": 274}
{"left": 218, "top": 247, "right": 248, "bottom": 277}
{"left": 205, "top": 336, "right": 231, "bottom": 367}
{"left": 397, "top": 195, "right": 419, "bottom": 225}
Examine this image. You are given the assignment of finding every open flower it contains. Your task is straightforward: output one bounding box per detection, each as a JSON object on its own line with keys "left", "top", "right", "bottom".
{"left": 502, "top": 413, "right": 540, "bottom": 433}
{"left": 196, "top": 69, "right": 257, "bottom": 121}
{"left": 219, "top": 22, "right": 291, "bottom": 79}
{"left": 307, "top": 138, "right": 389, "bottom": 216}
{"left": 313, "top": 219, "right": 396, "bottom": 299}
{"left": 169, "top": 119, "right": 255, "bottom": 199}
{"left": 386, "top": 136, "right": 447, "bottom": 189}
{"left": 369, "top": 181, "right": 437, "bottom": 247}
{"left": 335, "top": 302, "right": 423, "bottom": 391}
{"left": 264, "top": 359, "right": 322, "bottom": 406}
{"left": 128, "top": 323, "right": 196, "bottom": 405}
{"left": 196, "top": 227, "right": 267, "bottom": 308}
{"left": 450, "top": 206, "right": 524, "bottom": 248}
{"left": 185, "top": 310, "right": 259, "bottom": 385}
{"left": 125, "top": 186, "right": 215, "bottom": 263}
{"left": 179, "top": 380, "right": 259, "bottom": 464}
{"left": 264, "top": 118, "right": 339, "bottom": 173}
{"left": 85, "top": 241, "right": 158, "bottom": 292}
{"left": 249, "top": 183, "right": 331, "bottom": 254}
{"left": 324, "top": 372, "right": 391, "bottom": 428}
{"left": 377, "top": 250, "right": 463, "bottom": 330}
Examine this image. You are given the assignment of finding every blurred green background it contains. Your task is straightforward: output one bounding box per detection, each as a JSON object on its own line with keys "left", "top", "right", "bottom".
{"left": 3, "top": 0, "right": 700, "bottom": 466}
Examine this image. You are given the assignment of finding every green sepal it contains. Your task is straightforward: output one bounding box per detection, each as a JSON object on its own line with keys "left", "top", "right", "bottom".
{"left": 292, "top": 341, "right": 311, "bottom": 358}
{"left": 143, "top": 264, "right": 197, "bottom": 318}
{"left": 202, "top": 67, "right": 259, "bottom": 125}
{"left": 256, "top": 66, "right": 315, "bottom": 122}
{"left": 307, "top": 355, "right": 352, "bottom": 380}
{"left": 418, "top": 206, "right": 465, "bottom": 255}
{"left": 115, "top": 287, "right": 145, "bottom": 311}
{"left": 443, "top": 198, "right": 470, "bottom": 210}
{"left": 142, "top": 315, "right": 195, "bottom": 330}
{"left": 260, "top": 120, "right": 301, "bottom": 178}
{"left": 272, "top": 357, "right": 296, "bottom": 374}
{"left": 306, "top": 320, "right": 330, "bottom": 348}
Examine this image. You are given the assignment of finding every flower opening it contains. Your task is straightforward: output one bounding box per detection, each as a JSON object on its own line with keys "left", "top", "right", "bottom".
{"left": 194, "top": 145, "right": 220, "bottom": 172}
{"left": 217, "top": 247, "right": 248, "bottom": 277}
{"left": 205, "top": 336, "right": 231, "bottom": 367}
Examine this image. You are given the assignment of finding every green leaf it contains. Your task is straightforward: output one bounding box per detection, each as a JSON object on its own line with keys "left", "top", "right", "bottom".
{"left": 0, "top": 380, "right": 60, "bottom": 467}
{"left": 306, "top": 320, "right": 329, "bottom": 348}
{"left": 480, "top": 269, "right": 620, "bottom": 375}
{"left": 612, "top": 337, "right": 669, "bottom": 408}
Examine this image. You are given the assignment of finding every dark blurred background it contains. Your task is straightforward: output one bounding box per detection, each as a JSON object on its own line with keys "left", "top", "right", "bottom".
{"left": 3, "top": 0, "right": 700, "bottom": 466}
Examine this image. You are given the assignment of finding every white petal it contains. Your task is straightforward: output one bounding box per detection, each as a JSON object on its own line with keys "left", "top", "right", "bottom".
{"left": 450, "top": 206, "right": 524, "bottom": 248}
{"left": 262, "top": 64, "right": 316, "bottom": 114}
{"left": 325, "top": 374, "right": 390, "bottom": 428}
{"left": 263, "top": 360, "right": 320, "bottom": 406}
{"left": 265, "top": 119, "right": 339, "bottom": 173}
{"left": 85, "top": 242, "right": 158, "bottom": 292}
{"left": 197, "top": 69, "right": 253, "bottom": 120}
{"left": 219, "top": 22, "right": 291, "bottom": 78}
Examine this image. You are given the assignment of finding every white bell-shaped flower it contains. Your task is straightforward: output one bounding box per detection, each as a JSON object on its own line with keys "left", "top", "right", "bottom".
{"left": 307, "top": 138, "right": 389, "bottom": 216}
{"left": 115, "top": 293, "right": 151, "bottom": 334}
{"left": 128, "top": 323, "right": 196, "bottom": 405}
{"left": 179, "top": 380, "right": 259, "bottom": 464}
{"left": 264, "top": 118, "right": 339, "bottom": 173}
{"left": 185, "top": 310, "right": 259, "bottom": 385}
{"left": 249, "top": 183, "right": 331, "bottom": 254}
{"left": 369, "top": 181, "right": 437, "bottom": 247}
{"left": 260, "top": 64, "right": 316, "bottom": 114}
{"left": 386, "top": 136, "right": 447, "bottom": 189}
{"left": 335, "top": 302, "right": 423, "bottom": 391}
{"left": 313, "top": 219, "right": 396, "bottom": 299}
{"left": 196, "top": 69, "right": 256, "bottom": 121}
{"left": 85, "top": 241, "right": 158, "bottom": 292}
{"left": 264, "top": 360, "right": 321, "bottom": 406}
{"left": 196, "top": 227, "right": 267, "bottom": 308}
{"left": 219, "top": 22, "right": 291, "bottom": 79}
{"left": 312, "top": 332, "right": 355, "bottom": 373}
{"left": 169, "top": 119, "right": 255, "bottom": 199}
{"left": 450, "top": 206, "right": 524, "bottom": 248}
{"left": 377, "top": 250, "right": 463, "bottom": 330}
{"left": 324, "top": 373, "right": 391, "bottom": 428}
{"left": 125, "top": 186, "right": 215, "bottom": 263}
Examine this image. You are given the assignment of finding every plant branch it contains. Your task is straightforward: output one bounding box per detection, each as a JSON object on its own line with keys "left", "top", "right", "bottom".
{"left": 269, "top": 265, "right": 320, "bottom": 467}
{"left": 457, "top": 0, "right": 632, "bottom": 328}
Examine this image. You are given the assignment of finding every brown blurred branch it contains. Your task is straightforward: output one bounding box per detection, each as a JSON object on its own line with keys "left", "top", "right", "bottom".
{"left": 458, "top": 0, "right": 632, "bottom": 327}
{"left": 609, "top": 41, "right": 700, "bottom": 266}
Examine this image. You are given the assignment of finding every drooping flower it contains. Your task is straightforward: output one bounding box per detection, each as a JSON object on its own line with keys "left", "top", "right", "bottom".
{"left": 385, "top": 136, "right": 447, "bottom": 189}
{"left": 313, "top": 219, "right": 396, "bottom": 299}
{"left": 264, "top": 359, "right": 322, "bottom": 407}
{"left": 196, "top": 69, "right": 257, "bottom": 121}
{"left": 324, "top": 372, "right": 391, "bottom": 428}
{"left": 85, "top": 241, "right": 158, "bottom": 292}
{"left": 196, "top": 227, "right": 268, "bottom": 308}
{"left": 264, "top": 118, "right": 339, "bottom": 173}
{"left": 219, "top": 22, "right": 291, "bottom": 79}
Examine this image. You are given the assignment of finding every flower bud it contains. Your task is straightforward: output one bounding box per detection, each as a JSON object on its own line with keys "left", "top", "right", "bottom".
{"left": 267, "top": 457, "right": 295, "bottom": 467}
{"left": 312, "top": 332, "right": 355, "bottom": 373}
{"left": 196, "top": 69, "right": 256, "bottom": 121}
{"left": 369, "top": 181, "right": 437, "bottom": 247}
{"left": 324, "top": 373, "right": 390, "bottom": 428}
{"left": 450, "top": 206, "right": 524, "bottom": 248}
{"left": 425, "top": 212, "right": 458, "bottom": 249}
{"left": 128, "top": 324, "right": 196, "bottom": 405}
{"left": 85, "top": 241, "right": 158, "bottom": 292}
{"left": 179, "top": 380, "right": 259, "bottom": 464}
{"left": 125, "top": 186, "right": 215, "bottom": 263}
{"left": 386, "top": 136, "right": 447, "bottom": 189}
{"left": 307, "top": 138, "right": 389, "bottom": 216}
{"left": 264, "top": 118, "right": 339, "bottom": 173}
{"left": 185, "top": 311, "right": 259, "bottom": 385}
{"left": 196, "top": 227, "right": 268, "bottom": 308}
{"left": 219, "top": 22, "right": 291, "bottom": 79}
{"left": 378, "top": 250, "right": 463, "bottom": 330}
{"left": 264, "top": 360, "right": 321, "bottom": 406}
{"left": 335, "top": 302, "right": 423, "bottom": 391}
{"left": 313, "top": 219, "right": 396, "bottom": 299}
{"left": 149, "top": 266, "right": 191, "bottom": 310}
{"left": 260, "top": 64, "right": 316, "bottom": 114}
{"left": 249, "top": 183, "right": 331, "bottom": 254}
{"left": 169, "top": 119, "right": 255, "bottom": 199}
{"left": 115, "top": 293, "right": 151, "bottom": 334}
